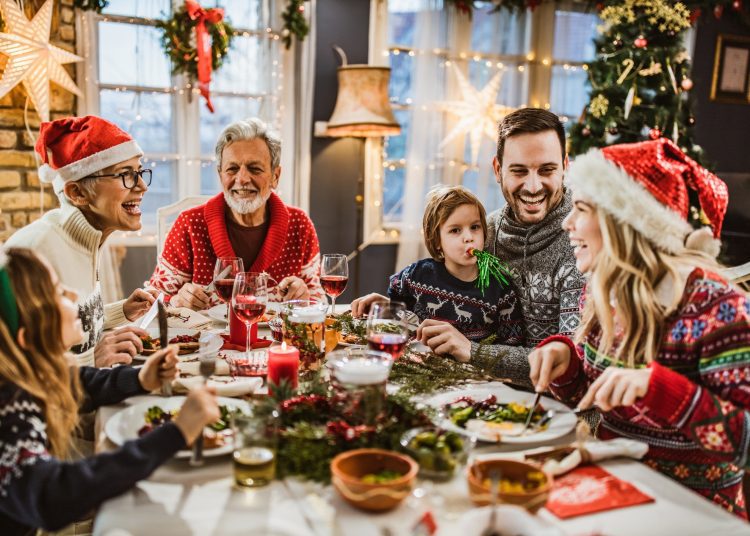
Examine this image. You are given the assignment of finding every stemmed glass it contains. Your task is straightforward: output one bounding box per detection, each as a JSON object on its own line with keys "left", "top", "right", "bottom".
{"left": 366, "top": 301, "right": 409, "bottom": 360}
{"left": 320, "top": 254, "right": 349, "bottom": 315}
{"left": 232, "top": 272, "right": 269, "bottom": 359}
{"left": 213, "top": 257, "right": 244, "bottom": 329}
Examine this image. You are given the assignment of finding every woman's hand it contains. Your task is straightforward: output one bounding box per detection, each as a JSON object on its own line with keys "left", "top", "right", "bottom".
{"left": 137, "top": 345, "right": 179, "bottom": 392}
{"left": 173, "top": 386, "right": 220, "bottom": 446}
{"left": 123, "top": 288, "right": 158, "bottom": 321}
{"left": 350, "top": 293, "right": 388, "bottom": 317}
{"left": 528, "top": 342, "right": 572, "bottom": 393}
{"left": 577, "top": 367, "right": 653, "bottom": 412}
{"left": 94, "top": 326, "right": 148, "bottom": 367}
{"left": 417, "top": 319, "right": 471, "bottom": 362}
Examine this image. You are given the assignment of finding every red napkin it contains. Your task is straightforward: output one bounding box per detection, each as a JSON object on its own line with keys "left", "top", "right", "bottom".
{"left": 220, "top": 334, "right": 273, "bottom": 351}
{"left": 546, "top": 465, "right": 653, "bottom": 519}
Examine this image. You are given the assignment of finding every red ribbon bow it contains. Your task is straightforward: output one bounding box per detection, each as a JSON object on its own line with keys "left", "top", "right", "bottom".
{"left": 185, "top": 0, "right": 224, "bottom": 113}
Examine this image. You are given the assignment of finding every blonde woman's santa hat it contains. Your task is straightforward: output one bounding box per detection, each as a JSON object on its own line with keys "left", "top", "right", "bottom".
{"left": 36, "top": 115, "right": 143, "bottom": 194}
{"left": 566, "top": 138, "right": 728, "bottom": 257}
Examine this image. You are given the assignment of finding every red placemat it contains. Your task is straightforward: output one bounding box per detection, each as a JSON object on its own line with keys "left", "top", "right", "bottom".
{"left": 546, "top": 465, "right": 654, "bottom": 519}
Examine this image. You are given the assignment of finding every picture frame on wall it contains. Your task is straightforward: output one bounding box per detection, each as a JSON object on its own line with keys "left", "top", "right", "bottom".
{"left": 711, "top": 33, "right": 750, "bottom": 104}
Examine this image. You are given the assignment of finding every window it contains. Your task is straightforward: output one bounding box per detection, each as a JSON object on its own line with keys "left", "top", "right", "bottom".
{"left": 369, "top": 1, "right": 599, "bottom": 240}
{"left": 78, "top": 0, "right": 284, "bottom": 229}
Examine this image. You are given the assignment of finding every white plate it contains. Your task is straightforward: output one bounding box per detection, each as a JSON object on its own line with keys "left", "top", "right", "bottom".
{"left": 135, "top": 328, "right": 223, "bottom": 361}
{"left": 454, "top": 505, "right": 563, "bottom": 536}
{"left": 105, "top": 396, "right": 249, "bottom": 459}
{"left": 424, "top": 385, "right": 576, "bottom": 444}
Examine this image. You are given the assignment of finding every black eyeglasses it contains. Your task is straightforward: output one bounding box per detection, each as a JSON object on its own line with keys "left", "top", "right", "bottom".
{"left": 91, "top": 168, "right": 152, "bottom": 189}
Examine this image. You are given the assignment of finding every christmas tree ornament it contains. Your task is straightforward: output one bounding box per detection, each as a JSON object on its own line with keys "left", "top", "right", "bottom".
{"left": 733, "top": 0, "right": 743, "bottom": 11}
{"left": 589, "top": 94, "right": 609, "bottom": 118}
{"left": 0, "top": 0, "right": 83, "bottom": 122}
{"left": 617, "top": 58, "right": 635, "bottom": 84}
{"left": 467, "top": 248, "right": 511, "bottom": 294}
{"left": 624, "top": 85, "right": 636, "bottom": 119}
{"left": 687, "top": 116, "right": 696, "bottom": 126}
{"left": 634, "top": 35, "right": 648, "bottom": 48}
{"left": 690, "top": 8, "right": 702, "bottom": 24}
{"left": 604, "top": 131, "right": 620, "bottom": 144}
{"left": 437, "top": 64, "right": 514, "bottom": 165}
{"left": 641, "top": 125, "right": 652, "bottom": 138}
{"left": 649, "top": 128, "right": 661, "bottom": 140}
{"left": 681, "top": 78, "right": 694, "bottom": 91}
{"left": 582, "top": 126, "right": 591, "bottom": 137}
{"left": 714, "top": 5, "right": 723, "bottom": 18}
{"left": 613, "top": 38, "right": 623, "bottom": 49}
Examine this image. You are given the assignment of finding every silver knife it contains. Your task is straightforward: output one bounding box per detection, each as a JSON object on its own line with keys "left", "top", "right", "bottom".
{"left": 522, "top": 392, "right": 542, "bottom": 434}
{"left": 139, "top": 292, "right": 164, "bottom": 329}
{"left": 205, "top": 265, "right": 233, "bottom": 293}
{"left": 158, "top": 301, "right": 172, "bottom": 396}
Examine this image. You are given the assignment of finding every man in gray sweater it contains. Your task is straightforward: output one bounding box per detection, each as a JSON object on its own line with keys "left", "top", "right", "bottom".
{"left": 417, "top": 109, "right": 584, "bottom": 386}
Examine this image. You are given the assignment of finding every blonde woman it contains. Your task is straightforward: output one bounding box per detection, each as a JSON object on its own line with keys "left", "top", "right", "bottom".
{"left": 0, "top": 248, "right": 219, "bottom": 535}
{"left": 528, "top": 139, "right": 750, "bottom": 518}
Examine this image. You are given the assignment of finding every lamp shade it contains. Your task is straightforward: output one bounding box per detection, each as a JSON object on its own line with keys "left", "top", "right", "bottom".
{"left": 326, "top": 65, "right": 401, "bottom": 137}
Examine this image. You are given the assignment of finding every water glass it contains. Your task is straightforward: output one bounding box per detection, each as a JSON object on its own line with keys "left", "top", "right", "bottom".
{"left": 232, "top": 404, "right": 279, "bottom": 488}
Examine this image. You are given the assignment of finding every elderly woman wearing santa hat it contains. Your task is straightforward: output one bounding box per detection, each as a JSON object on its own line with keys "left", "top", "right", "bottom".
{"left": 6, "top": 116, "right": 156, "bottom": 368}
{"left": 528, "top": 138, "right": 750, "bottom": 518}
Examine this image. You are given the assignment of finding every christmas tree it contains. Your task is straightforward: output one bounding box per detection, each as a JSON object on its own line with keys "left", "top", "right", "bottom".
{"left": 568, "top": 0, "right": 705, "bottom": 165}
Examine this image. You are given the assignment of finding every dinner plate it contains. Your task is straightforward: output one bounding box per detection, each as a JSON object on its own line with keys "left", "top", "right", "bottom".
{"left": 105, "top": 396, "right": 250, "bottom": 458}
{"left": 424, "top": 385, "right": 576, "bottom": 444}
{"left": 453, "top": 505, "right": 563, "bottom": 536}
{"left": 134, "top": 328, "right": 223, "bottom": 362}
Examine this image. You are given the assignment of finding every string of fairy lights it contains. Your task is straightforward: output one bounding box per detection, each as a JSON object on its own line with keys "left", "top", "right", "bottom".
{"left": 79, "top": 9, "right": 285, "bottom": 171}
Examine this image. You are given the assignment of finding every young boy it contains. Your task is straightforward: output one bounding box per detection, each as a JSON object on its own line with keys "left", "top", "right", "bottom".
{"left": 389, "top": 186, "right": 523, "bottom": 344}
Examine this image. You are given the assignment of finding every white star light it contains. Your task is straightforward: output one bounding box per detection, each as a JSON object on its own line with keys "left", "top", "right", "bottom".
{"left": 437, "top": 64, "right": 515, "bottom": 165}
{"left": 0, "top": 0, "right": 83, "bottom": 122}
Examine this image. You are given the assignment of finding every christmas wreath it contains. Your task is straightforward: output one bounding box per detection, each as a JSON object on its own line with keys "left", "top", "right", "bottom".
{"left": 156, "top": 1, "right": 234, "bottom": 112}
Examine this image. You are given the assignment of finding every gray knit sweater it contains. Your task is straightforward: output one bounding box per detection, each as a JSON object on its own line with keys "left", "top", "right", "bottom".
{"left": 471, "top": 188, "right": 585, "bottom": 387}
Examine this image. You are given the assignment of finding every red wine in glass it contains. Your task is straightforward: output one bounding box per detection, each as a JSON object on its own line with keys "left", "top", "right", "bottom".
{"left": 233, "top": 296, "right": 267, "bottom": 324}
{"left": 368, "top": 333, "right": 408, "bottom": 360}
{"left": 214, "top": 279, "right": 235, "bottom": 303}
{"left": 320, "top": 275, "right": 348, "bottom": 298}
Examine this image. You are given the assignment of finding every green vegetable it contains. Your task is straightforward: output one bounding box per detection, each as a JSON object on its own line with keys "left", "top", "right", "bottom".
{"left": 361, "top": 470, "right": 403, "bottom": 484}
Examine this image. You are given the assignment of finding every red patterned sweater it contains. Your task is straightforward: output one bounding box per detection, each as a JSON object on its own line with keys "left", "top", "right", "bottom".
{"left": 544, "top": 268, "right": 750, "bottom": 518}
{"left": 148, "top": 193, "right": 324, "bottom": 303}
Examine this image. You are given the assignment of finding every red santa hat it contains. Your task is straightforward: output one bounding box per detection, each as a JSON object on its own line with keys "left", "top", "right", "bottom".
{"left": 567, "top": 138, "right": 728, "bottom": 257}
{"left": 36, "top": 115, "right": 143, "bottom": 192}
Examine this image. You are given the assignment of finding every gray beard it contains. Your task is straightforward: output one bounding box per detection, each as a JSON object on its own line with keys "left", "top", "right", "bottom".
{"left": 223, "top": 189, "right": 270, "bottom": 215}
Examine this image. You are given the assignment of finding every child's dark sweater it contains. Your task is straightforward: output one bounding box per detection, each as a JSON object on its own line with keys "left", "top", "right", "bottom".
{"left": 388, "top": 258, "right": 524, "bottom": 345}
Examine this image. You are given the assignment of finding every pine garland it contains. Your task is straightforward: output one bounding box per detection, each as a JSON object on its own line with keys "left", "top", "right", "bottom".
{"left": 389, "top": 349, "right": 495, "bottom": 396}
{"left": 73, "top": 0, "right": 109, "bottom": 12}
{"left": 281, "top": 0, "right": 309, "bottom": 49}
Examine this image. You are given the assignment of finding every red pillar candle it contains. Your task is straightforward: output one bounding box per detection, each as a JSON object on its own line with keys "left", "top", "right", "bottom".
{"left": 229, "top": 306, "right": 258, "bottom": 348}
{"left": 268, "top": 342, "right": 300, "bottom": 390}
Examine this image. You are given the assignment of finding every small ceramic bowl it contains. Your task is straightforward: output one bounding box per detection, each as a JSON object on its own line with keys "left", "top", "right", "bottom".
{"left": 400, "top": 426, "right": 475, "bottom": 481}
{"left": 330, "top": 448, "right": 418, "bottom": 512}
{"left": 467, "top": 458, "right": 552, "bottom": 513}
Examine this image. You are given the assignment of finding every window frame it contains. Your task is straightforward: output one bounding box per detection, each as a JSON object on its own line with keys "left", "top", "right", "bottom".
{"left": 75, "top": 1, "right": 300, "bottom": 242}
{"left": 365, "top": 0, "right": 594, "bottom": 245}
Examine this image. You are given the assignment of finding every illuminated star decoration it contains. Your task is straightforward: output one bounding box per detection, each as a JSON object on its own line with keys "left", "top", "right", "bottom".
{"left": 437, "top": 64, "right": 515, "bottom": 165}
{"left": 0, "top": 0, "right": 83, "bottom": 122}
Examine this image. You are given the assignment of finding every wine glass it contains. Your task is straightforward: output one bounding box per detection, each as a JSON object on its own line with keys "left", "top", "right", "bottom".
{"left": 320, "top": 253, "right": 349, "bottom": 315}
{"left": 213, "top": 257, "right": 244, "bottom": 328}
{"left": 366, "top": 301, "right": 409, "bottom": 360}
{"left": 232, "top": 272, "right": 269, "bottom": 359}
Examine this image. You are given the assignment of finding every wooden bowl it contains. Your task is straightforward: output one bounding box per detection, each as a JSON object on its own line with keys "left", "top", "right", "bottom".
{"left": 467, "top": 458, "right": 552, "bottom": 513}
{"left": 330, "top": 448, "right": 418, "bottom": 512}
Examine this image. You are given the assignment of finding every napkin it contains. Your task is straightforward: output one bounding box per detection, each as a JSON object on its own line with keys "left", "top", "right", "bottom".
{"left": 166, "top": 307, "right": 213, "bottom": 330}
{"left": 172, "top": 375, "right": 262, "bottom": 397}
{"left": 546, "top": 465, "right": 654, "bottom": 518}
{"left": 178, "top": 360, "right": 231, "bottom": 376}
{"left": 220, "top": 333, "right": 273, "bottom": 351}
{"left": 542, "top": 438, "right": 649, "bottom": 476}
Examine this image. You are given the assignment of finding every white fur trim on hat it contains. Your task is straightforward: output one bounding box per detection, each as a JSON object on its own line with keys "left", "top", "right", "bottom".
{"left": 567, "top": 149, "right": 692, "bottom": 254}
{"left": 53, "top": 139, "right": 143, "bottom": 183}
{"left": 39, "top": 163, "right": 57, "bottom": 184}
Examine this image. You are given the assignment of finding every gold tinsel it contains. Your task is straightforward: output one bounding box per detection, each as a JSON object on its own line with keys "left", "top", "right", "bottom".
{"left": 600, "top": 0, "right": 691, "bottom": 35}
{"left": 589, "top": 94, "right": 610, "bottom": 118}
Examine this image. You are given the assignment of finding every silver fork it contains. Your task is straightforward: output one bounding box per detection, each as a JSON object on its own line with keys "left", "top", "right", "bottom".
{"left": 481, "top": 469, "right": 501, "bottom": 536}
{"left": 190, "top": 351, "right": 216, "bottom": 466}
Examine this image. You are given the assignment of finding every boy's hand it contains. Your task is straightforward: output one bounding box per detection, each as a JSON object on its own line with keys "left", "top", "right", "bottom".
{"left": 350, "top": 293, "right": 388, "bottom": 318}
{"left": 417, "top": 319, "right": 471, "bottom": 362}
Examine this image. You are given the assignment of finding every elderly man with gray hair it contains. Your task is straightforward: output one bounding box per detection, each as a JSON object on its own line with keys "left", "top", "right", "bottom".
{"left": 148, "top": 117, "right": 324, "bottom": 309}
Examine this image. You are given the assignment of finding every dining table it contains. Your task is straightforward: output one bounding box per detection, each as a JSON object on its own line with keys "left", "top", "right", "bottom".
{"left": 92, "top": 308, "right": 750, "bottom": 536}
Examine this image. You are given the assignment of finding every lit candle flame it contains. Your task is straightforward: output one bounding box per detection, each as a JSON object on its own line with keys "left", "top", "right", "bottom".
{"left": 281, "top": 341, "right": 287, "bottom": 351}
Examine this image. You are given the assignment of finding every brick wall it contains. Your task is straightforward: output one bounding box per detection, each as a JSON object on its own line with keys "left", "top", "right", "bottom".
{"left": 0, "top": 0, "right": 77, "bottom": 241}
